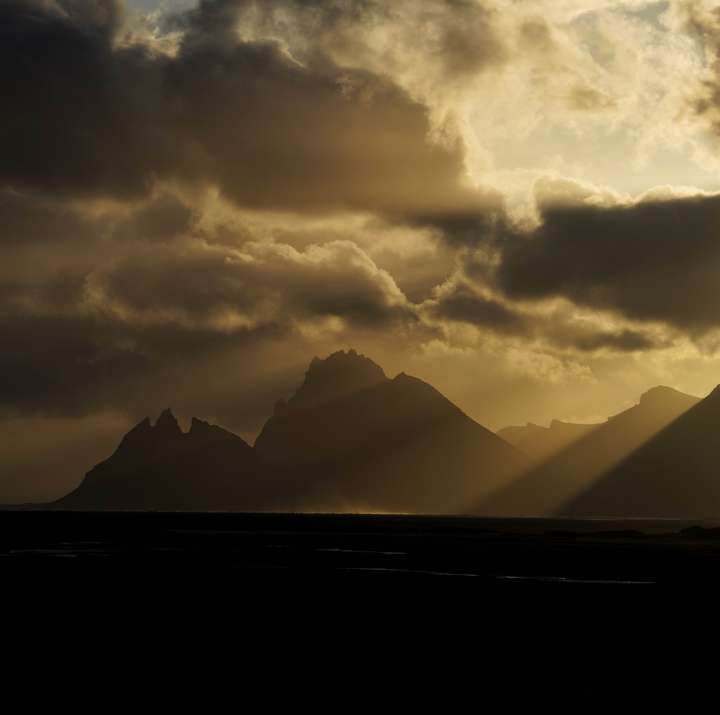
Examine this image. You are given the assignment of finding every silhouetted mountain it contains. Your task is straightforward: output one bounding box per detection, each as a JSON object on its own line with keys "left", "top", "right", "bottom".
{"left": 275, "top": 349, "right": 387, "bottom": 413}
{"left": 565, "top": 385, "right": 720, "bottom": 518}
{"left": 480, "top": 385, "right": 699, "bottom": 516}
{"left": 255, "top": 350, "right": 529, "bottom": 513}
{"left": 56, "top": 410, "right": 259, "bottom": 511}
{"left": 51, "top": 350, "right": 537, "bottom": 513}
{"left": 498, "top": 420, "right": 598, "bottom": 463}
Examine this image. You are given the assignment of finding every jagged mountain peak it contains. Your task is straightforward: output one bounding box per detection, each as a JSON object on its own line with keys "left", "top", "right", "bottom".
{"left": 307, "top": 349, "right": 386, "bottom": 379}
{"left": 188, "top": 417, "right": 243, "bottom": 443}
{"left": 189, "top": 416, "right": 213, "bottom": 434}
{"left": 155, "top": 408, "right": 181, "bottom": 433}
{"left": 131, "top": 416, "right": 152, "bottom": 433}
{"left": 283, "top": 349, "right": 388, "bottom": 412}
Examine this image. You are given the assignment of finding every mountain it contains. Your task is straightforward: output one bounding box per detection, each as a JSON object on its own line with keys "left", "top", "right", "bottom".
{"left": 479, "top": 385, "right": 700, "bottom": 517}
{"left": 498, "top": 420, "right": 599, "bottom": 463}
{"left": 565, "top": 385, "right": 720, "bottom": 518}
{"left": 53, "top": 350, "right": 529, "bottom": 514}
{"left": 254, "top": 350, "right": 529, "bottom": 514}
{"left": 56, "top": 410, "right": 260, "bottom": 511}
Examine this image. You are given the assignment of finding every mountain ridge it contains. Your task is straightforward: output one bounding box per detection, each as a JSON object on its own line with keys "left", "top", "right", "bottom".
{"left": 498, "top": 419, "right": 599, "bottom": 463}
{"left": 564, "top": 383, "right": 720, "bottom": 517}
{"left": 480, "top": 384, "right": 700, "bottom": 516}
{"left": 54, "top": 349, "right": 529, "bottom": 514}
{"left": 48, "top": 350, "right": 711, "bottom": 517}
{"left": 55, "top": 408, "right": 259, "bottom": 511}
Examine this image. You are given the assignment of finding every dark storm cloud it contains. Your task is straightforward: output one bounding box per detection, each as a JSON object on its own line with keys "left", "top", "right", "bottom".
{"left": 430, "top": 282, "right": 526, "bottom": 333}
{"left": 0, "top": 0, "right": 169, "bottom": 199}
{"left": 494, "top": 193, "right": 720, "bottom": 334}
{"left": 407, "top": 208, "right": 503, "bottom": 247}
{"left": 87, "top": 238, "right": 414, "bottom": 330}
{"left": 57, "top": 0, "right": 126, "bottom": 37}
{"left": 0, "top": 0, "right": 473, "bottom": 214}
{"left": 0, "top": 188, "right": 98, "bottom": 246}
{"left": 566, "top": 329, "right": 659, "bottom": 352}
{"left": 112, "top": 195, "right": 196, "bottom": 243}
{"left": 163, "top": 40, "right": 467, "bottom": 213}
{"left": 429, "top": 280, "right": 663, "bottom": 352}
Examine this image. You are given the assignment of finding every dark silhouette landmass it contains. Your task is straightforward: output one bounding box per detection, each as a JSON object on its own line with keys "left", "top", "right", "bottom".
{"left": 498, "top": 420, "right": 598, "bottom": 463}
{"left": 29, "top": 352, "right": 720, "bottom": 519}
{"left": 255, "top": 350, "right": 528, "bottom": 513}
{"left": 480, "top": 386, "right": 700, "bottom": 516}
{"left": 55, "top": 350, "right": 529, "bottom": 513}
{"left": 55, "top": 410, "right": 260, "bottom": 511}
{"left": 565, "top": 385, "right": 720, "bottom": 517}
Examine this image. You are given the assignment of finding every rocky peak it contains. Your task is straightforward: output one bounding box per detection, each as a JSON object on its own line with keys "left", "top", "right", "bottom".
{"left": 188, "top": 417, "right": 235, "bottom": 441}
{"left": 154, "top": 408, "right": 182, "bottom": 437}
{"left": 284, "top": 349, "right": 388, "bottom": 412}
{"left": 189, "top": 417, "right": 213, "bottom": 435}
{"left": 114, "top": 416, "right": 153, "bottom": 453}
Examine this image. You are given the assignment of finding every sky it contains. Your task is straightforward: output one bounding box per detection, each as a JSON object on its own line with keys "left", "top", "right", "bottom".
{"left": 5, "top": 0, "right": 720, "bottom": 501}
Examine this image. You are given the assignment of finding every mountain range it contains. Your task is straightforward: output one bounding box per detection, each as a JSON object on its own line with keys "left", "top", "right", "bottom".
{"left": 47, "top": 349, "right": 720, "bottom": 517}
{"left": 498, "top": 420, "right": 599, "bottom": 464}
{"left": 565, "top": 385, "right": 720, "bottom": 518}
{"left": 480, "top": 385, "right": 700, "bottom": 516}
{"left": 56, "top": 350, "right": 528, "bottom": 514}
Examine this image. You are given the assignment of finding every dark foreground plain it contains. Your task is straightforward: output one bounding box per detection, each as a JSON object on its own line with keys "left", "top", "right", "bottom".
{"left": 3, "top": 510, "right": 720, "bottom": 585}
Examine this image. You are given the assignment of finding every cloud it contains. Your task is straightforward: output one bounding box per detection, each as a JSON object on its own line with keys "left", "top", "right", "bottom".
{"left": 0, "top": 188, "right": 428, "bottom": 417}
{"left": 682, "top": 0, "right": 720, "bottom": 138}
{"left": 426, "top": 280, "right": 526, "bottom": 334}
{"left": 0, "top": 0, "right": 168, "bottom": 199}
{"left": 0, "top": 0, "right": 476, "bottom": 216}
{"left": 567, "top": 328, "right": 658, "bottom": 352}
{"left": 113, "top": 194, "right": 196, "bottom": 243}
{"left": 0, "top": 187, "right": 98, "bottom": 247}
{"left": 205, "top": 0, "right": 508, "bottom": 90}
{"left": 495, "top": 190, "right": 720, "bottom": 334}
{"left": 84, "top": 238, "right": 414, "bottom": 331}
{"left": 424, "top": 271, "right": 666, "bottom": 353}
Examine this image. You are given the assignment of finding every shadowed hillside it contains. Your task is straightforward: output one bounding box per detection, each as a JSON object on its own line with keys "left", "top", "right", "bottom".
{"left": 565, "top": 385, "right": 720, "bottom": 518}
{"left": 479, "top": 386, "right": 700, "bottom": 517}
{"left": 498, "top": 420, "right": 599, "bottom": 463}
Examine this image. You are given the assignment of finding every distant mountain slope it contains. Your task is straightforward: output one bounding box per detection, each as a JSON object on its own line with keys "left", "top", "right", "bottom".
{"left": 565, "top": 386, "right": 720, "bottom": 518}
{"left": 498, "top": 420, "right": 599, "bottom": 463}
{"left": 480, "top": 386, "right": 700, "bottom": 517}
{"left": 55, "top": 410, "right": 260, "bottom": 511}
{"left": 255, "top": 350, "right": 529, "bottom": 514}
